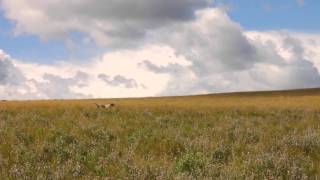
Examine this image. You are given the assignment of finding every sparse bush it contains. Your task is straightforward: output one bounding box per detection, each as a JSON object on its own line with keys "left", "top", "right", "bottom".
{"left": 243, "top": 130, "right": 260, "bottom": 144}
{"left": 15, "top": 131, "right": 34, "bottom": 146}
{"left": 135, "top": 136, "right": 185, "bottom": 158}
{"left": 82, "top": 126, "right": 115, "bottom": 143}
{"left": 175, "top": 152, "right": 206, "bottom": 176}
{"left": 244, "top": 153, "right": 311, "bottom": 179}
{"left": 211, "top": 145, "right": 232, "bottom": 164}
{"left": 283, "top": 129, "right": 320, "bottom": 155}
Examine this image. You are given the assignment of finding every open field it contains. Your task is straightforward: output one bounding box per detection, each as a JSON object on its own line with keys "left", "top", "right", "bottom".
{"left": 1, "top": 89, "right": 320, "bottom": 179}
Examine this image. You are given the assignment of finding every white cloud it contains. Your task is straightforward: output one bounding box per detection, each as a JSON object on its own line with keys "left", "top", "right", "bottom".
{"left": 0, "top": 45, "right": 187, "bottom": 99}
{"left": 0, "top": 50, "right": 26, "bottom": 85}
{"left": 1, "top": 3, "right": 320, "bottom": 99}
{"left": 98, "top": 74, "right": 140, "bottom": 89}
{"left": 143, "top": 9, "right": 320, "bottom": 95}
{"left": 1, "top": 0, "right": 210, "bottom": 48}
{"left": 157, "top": 8, "right": 263, "bottom": 74}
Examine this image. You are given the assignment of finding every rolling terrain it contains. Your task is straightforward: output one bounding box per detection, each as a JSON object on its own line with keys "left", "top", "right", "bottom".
{"left": 1, "top": 88, "right": 320, "bottom": 179}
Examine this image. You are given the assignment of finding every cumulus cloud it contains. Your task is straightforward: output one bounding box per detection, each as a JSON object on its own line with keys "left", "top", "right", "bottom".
{"left": 98, "top": 74, "right": 139, "bottom": 89}
{"left": 247, "top": 34, "right": 320, "bottom": 90}
{"left": 1, "top": 0, "right": 210, "bottom": 48}
{"left": 0, "top": 50, "right": 25, "bottom": 85}
{"left": 139, "top": 60, "right": 185, "bottom": 74}
{"left": 141, "top": 9, "right": 320, "bottom": 95}
{"left": 0, "top": 46, "right": 180, "bottom": 99}
{"left": 0, "top": 51, "right": 93, "bottom": 99}
{"left": 157, "top": 9, "right": 283, "bottom": 74}
{"left": 1, "top": 2, "right": 320, "bottom": 99}
{"left": 33, "top": 71, "right": 91, "bottom": 99}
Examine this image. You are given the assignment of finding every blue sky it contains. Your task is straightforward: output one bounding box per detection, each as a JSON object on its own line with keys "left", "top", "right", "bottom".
{"left": 0, "top": 11, "right": 101, "bottom": 64}
{"left": 225, "top": 0, "right": 320, "bottom": 31}
{"left": 1, "top": 0, "right": 320, "bottom": 99}
{"left": 0, "top": 0, "right": 318, "bottom": 63}
{"left": 0, "top": 14, "right": 68, "bottom": 63}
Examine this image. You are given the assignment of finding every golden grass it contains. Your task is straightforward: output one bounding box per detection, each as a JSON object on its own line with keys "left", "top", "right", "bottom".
{"left": 1, "top": 89, "right": 320, "bottom": 179}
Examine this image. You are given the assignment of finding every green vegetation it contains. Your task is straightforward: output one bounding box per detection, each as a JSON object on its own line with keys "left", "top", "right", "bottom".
{"left": 1, "top": 89, "right": 320, "bottom": 179}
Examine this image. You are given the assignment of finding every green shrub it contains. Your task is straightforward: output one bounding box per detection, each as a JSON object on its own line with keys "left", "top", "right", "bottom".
{"left": 175, "top": 152, "right": 206, "bottom": 176}
{"left": 211, "top": 145, "right": 232, "bottom": 164}
{"left": 284, "top": 129, "right": 320, "bottom": 155}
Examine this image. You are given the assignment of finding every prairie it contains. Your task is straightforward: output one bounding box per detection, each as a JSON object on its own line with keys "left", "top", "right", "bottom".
{"left": 1, "top": 89, "right": 320, "bottom": 179}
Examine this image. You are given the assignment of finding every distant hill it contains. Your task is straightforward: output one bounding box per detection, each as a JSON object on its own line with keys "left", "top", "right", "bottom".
{"left": 201, "top": 88, "right": 320, "bottom": 97}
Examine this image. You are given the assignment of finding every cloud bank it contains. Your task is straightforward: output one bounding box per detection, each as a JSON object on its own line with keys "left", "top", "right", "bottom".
{"left": 1, "top": 0, "right": 210, "bottom": 48}
{"left": 1, "top": 1, "right": 320, "bottom": 99}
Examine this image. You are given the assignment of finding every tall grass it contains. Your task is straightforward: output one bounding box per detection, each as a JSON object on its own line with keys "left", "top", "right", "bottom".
{"left": 0, "top": 90, "right": 320, "bottom": 179}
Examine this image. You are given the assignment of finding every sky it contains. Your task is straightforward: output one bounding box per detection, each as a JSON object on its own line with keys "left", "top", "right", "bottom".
{"left": 0, "top": 0, "right": 320, "bottom": 100}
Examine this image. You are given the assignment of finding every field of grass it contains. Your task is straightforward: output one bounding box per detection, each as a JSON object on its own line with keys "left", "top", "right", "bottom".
{"left": 1, "top": 89, "right": 320, "bottom": 179}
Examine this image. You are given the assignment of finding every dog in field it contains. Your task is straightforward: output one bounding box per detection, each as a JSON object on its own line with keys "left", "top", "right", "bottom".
{"left": 94, "top": 103, "right": 116, "bottom": 109}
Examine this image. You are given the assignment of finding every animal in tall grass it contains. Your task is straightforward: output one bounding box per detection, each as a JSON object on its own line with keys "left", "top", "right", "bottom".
{"left": 94, "top": 103, "right": 116, "bottom": 109}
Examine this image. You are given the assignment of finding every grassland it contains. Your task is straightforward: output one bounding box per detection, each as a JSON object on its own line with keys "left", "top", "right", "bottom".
{"left": 1, "top": 89, "right": 320, "bottom": 179}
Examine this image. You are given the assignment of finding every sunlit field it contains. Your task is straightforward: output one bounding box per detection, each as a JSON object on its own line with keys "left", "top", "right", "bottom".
{"left": 1, "top": 89, "right": 320, "bottom": 179}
